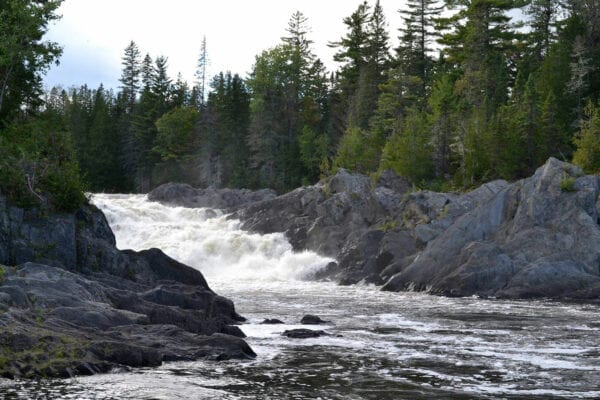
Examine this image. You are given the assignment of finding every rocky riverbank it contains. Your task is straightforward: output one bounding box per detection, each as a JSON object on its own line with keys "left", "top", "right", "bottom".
{"left": 0, "top": 198, "right": 254, "bottom": 379}
{"left": 150, "top": 158, "right": 600, "bottom": 300}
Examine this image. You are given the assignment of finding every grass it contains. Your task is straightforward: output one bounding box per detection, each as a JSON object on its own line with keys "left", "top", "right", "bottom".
{"left": 559, "top": 174, "right": 577, "bottom": 192}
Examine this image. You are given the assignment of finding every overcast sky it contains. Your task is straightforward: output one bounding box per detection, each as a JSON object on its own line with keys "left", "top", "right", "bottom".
{"left": 43, "top": 0, "right": 404, "bottom": 91}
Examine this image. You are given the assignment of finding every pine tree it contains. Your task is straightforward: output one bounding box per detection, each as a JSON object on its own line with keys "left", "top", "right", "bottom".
{"left": 141, "top": 53, "right": 154, "bottom": 90}
{"left": 397, "top": 0, "right": 443, "bottom": 95}
{"left": 119, "top": 41, "right": 141, "bottom": 113}
{"left": 380, "top": 106, "right": 433, "bottom": 183}
{"left": 194, "top": 36, "right": 208, "bottom": 108}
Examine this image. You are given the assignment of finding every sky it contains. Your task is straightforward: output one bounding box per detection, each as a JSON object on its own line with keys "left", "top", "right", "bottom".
{"left": 43, "top": 0, "right": 404, "bottom": 91}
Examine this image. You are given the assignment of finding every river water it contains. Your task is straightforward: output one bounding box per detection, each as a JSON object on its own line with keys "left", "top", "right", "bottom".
{"left": 1, "top": 194, "right": 599, "bottom": 399}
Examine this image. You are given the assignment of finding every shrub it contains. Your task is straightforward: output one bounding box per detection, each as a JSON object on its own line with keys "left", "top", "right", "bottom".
{"left": 559, "top": 174, "right": 576, "bottom": 192}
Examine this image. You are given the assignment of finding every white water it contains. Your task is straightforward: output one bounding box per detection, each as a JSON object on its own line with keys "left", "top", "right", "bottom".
{"left": 93, "top": 194, "right": 333, "bottom": 283}
{"left": 2, "top": 193, "right": 598, "bottom": 399}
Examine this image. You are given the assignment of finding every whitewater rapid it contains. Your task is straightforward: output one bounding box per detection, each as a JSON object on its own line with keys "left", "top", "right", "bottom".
{"left": 92, "top": 193, "right": 333, "bottom": 283}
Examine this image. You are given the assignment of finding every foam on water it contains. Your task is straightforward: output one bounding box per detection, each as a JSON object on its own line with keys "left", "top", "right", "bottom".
{"left": 92, "top": 193, "right": 333, "bottom": 283}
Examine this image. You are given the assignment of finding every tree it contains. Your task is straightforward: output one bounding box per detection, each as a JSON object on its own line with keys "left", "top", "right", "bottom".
{"left": 526, "top": 0, "right": 562, "bottom": 63}
{"left": 380, "top": 107, "right": 433, "bottom": 183}
{"left": 119, "top": 41, "right": 141, "bottom": 112}
{"left": 141, "top": 53, "right": 153, "bottom": 90}
{"left": 194, "top": 36, "right": 208, "bottom": 107}
{"left": 438, "top": 0, "right": 518, "bottom": 115}
{"left": 397, "top": 0, "right": 443, "bottom": 96}
{"left": 153, "top": 107, "right": 199, "bottom": 161}
{"left": 0, "top": 0, "right": 63, "bottom": 125}
{"left": 329, "top": 2, "right": 371, "bottom": 95}
{"left": 573, "top": 101, "right": 600, "bottom": 173}
{"left": 247, "top": 12, "right": 328, "bottom": 190}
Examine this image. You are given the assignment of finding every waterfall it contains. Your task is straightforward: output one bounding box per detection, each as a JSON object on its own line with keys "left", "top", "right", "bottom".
{"left": 91, "top": 193, "right": 333, "bottom": 283}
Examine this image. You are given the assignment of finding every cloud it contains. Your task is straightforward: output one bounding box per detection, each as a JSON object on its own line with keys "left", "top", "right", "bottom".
{"left": 43, "top": 0, "right": 403, "bottom": 90}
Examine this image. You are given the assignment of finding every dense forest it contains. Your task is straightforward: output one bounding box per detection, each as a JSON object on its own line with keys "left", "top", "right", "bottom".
{"left": 3, "top": 1, "right": 600, "bottom": 202}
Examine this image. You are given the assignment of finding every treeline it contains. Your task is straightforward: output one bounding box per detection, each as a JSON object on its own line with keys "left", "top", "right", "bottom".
{"left": 48, "top": 0, "right": 600, "bottom": 193}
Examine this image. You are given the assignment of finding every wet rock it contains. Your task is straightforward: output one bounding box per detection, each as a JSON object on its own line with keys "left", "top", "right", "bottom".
{"left": 300, "top": 315, "right": 329, "bottom": 325}
{"left": 261, "top": 318, "right": 285, "bottom": 324}
{"left": 0, "top": 197, "right": 253, "bottom": 379}
{"left": 282, "top": 329, "right": 329, "bottom": 339}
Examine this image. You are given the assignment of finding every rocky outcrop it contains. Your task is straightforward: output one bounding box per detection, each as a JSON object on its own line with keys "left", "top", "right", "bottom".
{"left": 233, "top": 169, "right": 507, "bottom": 285}
{"left": 382, "top": 158, "right": 600, "bottom": 299}
{"left": 148, "top": 182, "right": 276, "bottom": 209}
{"left": 233, "top": 159, "right": 600, "bottom": 299}
{"left": 0, "top": 198, "right": 254, "bottom": 379}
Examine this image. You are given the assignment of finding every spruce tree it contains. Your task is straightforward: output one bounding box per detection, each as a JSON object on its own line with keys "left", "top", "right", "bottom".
{"left": 119, "top": 41, "right": 141, "bottom": 113}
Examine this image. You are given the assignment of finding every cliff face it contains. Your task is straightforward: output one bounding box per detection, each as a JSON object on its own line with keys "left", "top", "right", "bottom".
{"left": 151, "top": 158, "right": 600, "bottom": 300}
{"left": 382, "top": 158, "right": 600, "bottom": 299}
{"left": 0, "top": 198, "right": 254, "bottom": 379}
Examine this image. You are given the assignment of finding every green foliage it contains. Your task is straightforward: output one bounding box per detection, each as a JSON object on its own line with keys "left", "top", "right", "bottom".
{"left": 0, "top": 0, "right": 63, "bottom": 124}
{"left": 380, "top": 107, "right": 433, "bottom": 183}
{"left": 334, "top": 126, "right": 379, "bottom": 174}
{"left": 559, "top": 174, "right": 576, "bottom": 192}
{"left": 573, "top": 102, "right": 600, "bottom": 173}
{"left": 0, "top": 113, "right": 86, "bottom": 211}
{"left": 153, "top": 107, "right": 199, "bottom": 161}
{"left": 0, "top": 265, "right": 5, "bottom": 284}
{"left": 377, "top": 218, "right": 398, "bottom": 232}
{"left": 299, "top": 126, "right": 329, "bottom": 182}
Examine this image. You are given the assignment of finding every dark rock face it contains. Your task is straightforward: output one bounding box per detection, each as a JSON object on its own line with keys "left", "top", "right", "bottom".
{"left": 300, "top": 315, "right": 329, "bottom": 325}
{"left": 148, "top": 182, "right": 276, "bottom": 210}
{"left": 0, "top": 199, "right": 252, "bottom": 379}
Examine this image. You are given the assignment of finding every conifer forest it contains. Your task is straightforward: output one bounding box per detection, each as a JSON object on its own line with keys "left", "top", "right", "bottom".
{"left": 4, "top": 0, "right": 600, "bottom": 199}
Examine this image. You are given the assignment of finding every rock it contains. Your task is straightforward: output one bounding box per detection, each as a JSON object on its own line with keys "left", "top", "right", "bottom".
{"left": 382, "top": 158, "right": 600, "bottom": 299}
{"left": 281, "top": 329, "right": 330, "bottom": 339}
{"left": 0, "top": 197, "right": 253, "bottom": 379}
{"left": 300, "top": 315, "right": 329, "bottom": 325}
{"left": 261, "top": 318, "right": 285, "bottom": 324}
{"left": 148, "top": 182, "right": 276, "bottom": 210}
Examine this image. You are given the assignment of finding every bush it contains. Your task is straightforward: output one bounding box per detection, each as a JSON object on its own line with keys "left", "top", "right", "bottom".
{"left": 559, "top": 174, "right": 576, "bottom": 192}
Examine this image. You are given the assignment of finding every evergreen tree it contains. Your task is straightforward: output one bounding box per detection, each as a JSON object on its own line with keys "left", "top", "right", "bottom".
{"left": 397, "top": 0, "right": 443, "bottom": 96}
{"left": 194, "top": 36, "right": 208, "bottom": 107}
{"left": 0, "top": 0, "right": 63, "bottom": 125}
{"left": 573, "top": 101, "right": 600, "bottom": 172}
{"left": 380, "top": 106, "right": 433, "bottom": 183}
{"left": 141, "top": 53, "right": 154, "bottom": 90}
{"left": 119, "top": 41, "right": 141, "bottom": 112}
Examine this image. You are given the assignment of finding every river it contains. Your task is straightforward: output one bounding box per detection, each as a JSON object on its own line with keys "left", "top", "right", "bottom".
{"left": 1, "top": 193, "right": 599, "bottom": 399}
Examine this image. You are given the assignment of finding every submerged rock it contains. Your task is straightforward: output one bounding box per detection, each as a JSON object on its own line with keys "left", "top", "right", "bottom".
{"left": 261, "top": 318, "right": 285, "bottom": 324}
{"left": 281, "top": 329, "right": 330, "bottom": 339}
{"left": 0, "top": 198, "right": 252, "bottom": 379}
